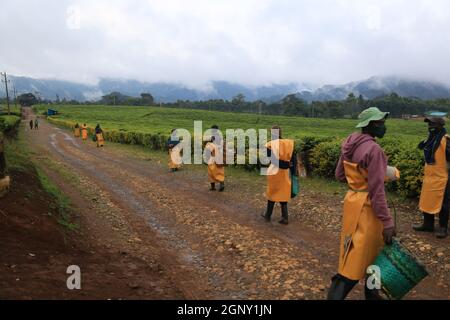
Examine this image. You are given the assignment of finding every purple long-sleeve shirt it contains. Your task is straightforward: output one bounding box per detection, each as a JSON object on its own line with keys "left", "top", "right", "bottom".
{"left": 335, "top": 132, "right": 394, "bottom": 229}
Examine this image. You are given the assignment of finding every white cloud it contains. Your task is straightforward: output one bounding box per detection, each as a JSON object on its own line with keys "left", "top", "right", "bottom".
{"left": 1, "top": 0, "right": 450, "bottom": 87}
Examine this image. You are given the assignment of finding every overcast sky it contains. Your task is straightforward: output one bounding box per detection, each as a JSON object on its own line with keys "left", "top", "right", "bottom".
{"left": 1, "top": 0, "right": 450, "bottom": 88}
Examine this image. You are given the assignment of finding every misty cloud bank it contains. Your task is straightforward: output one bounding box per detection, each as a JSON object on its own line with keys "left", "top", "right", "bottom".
{"left": 1, "top": 0, "right": 450, "bottom": 88}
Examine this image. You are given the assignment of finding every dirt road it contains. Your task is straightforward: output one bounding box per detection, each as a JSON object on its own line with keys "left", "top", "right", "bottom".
{"left": 15, "top": 116, "right": 450, "bottom": 299}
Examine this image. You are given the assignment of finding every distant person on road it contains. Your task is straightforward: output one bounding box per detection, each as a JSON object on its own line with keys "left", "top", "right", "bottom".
{"left": 81, "top": 123, "right": 88, "bottom": 141}
{"left": 327, "top": 107, "right": 400, "bottom": 300}
{"left": 205, "top": 125, "right": 225, "bottom": 192}
{"left": 34, "top": 118, "right": 39, "bottom": 130}
{"left": 167, "top": 129, "right": 182, "bottom": 172}
{"left": 74, "top": 123, "right": 80, "bottom": 138}
{"left": 29, "top": 119, "right": 33, "bottom": 130}
{"left": 95, "top": 124, "right": 104, "bottom": 147}
{"left": 261, "top": 125, "right": 297, "bottom": 225}
{"left": 413, "top": 112, "right": 450, "bottom": 239}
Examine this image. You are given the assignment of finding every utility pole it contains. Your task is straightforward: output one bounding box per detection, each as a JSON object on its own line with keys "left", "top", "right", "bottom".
{"left": 1, "top": 72, "right": 11, "bottom": 115}
{"left": 12, "top": 82, "right": 17, "bottom": 110}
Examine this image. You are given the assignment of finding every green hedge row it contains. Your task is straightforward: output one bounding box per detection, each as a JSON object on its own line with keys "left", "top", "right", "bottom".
{"left": 308, "top": 136, "right": 425, "bottom": 198}
{"left": 47, "top": 117, "right": 425, "bottom": 198}
{"left": 0, "top": 115, "right": 21, "bottom": 134}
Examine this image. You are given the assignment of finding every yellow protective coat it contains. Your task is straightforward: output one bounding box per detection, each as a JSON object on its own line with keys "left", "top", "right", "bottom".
{"left": 419, "top": 136, "right": 449, "bottom": 214}
{"left": 168, "top": 147, "right": 182, "bottom": 169}
{"left": 205, "top": 142, "right": 225, "bottom": 183}
{"left": 338, "top": 161, "right": 385, "bottom": 281}
{"left": 81, "top": 125, "right": 88, "bottom": 140}
{"left": 96, "top": 133, "right": 104, "bottom": 147}
{"left": 74, "top": 127, "right": 80, "bottom": 138}
{"left": 266, "top": 139, "right": 294, "bottom": 202}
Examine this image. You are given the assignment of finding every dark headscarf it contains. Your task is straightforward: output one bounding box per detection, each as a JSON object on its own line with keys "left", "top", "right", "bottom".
{"left": 95, "top": 124, "right": 102, "bottom": 134}
{"left": 419, "top": 128, "right": 447, "bottom": 164}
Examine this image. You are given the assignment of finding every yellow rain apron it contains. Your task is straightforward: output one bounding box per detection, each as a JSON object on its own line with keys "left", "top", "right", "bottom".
{"left": 266, "top": 139, "right": 294, "bottom": 202}
{"left": 168, "top": 146, "right": 182, "bottom": 169}
{"left": 81, "top": 126, "right": 88, "bottom": 141}
{"left": 338, "top": 161, "right": 385, "bottom": 281}
{"left": 96, "top": 133, "right": 104, "bottom": 147}
{"left": 419, "top": 136, "right": 448, "bottom": 214}
{"left": 74, "top": 127, "right": 80, "bottom": 138}
{"left": 206, "top": 142, "right": 225, "bottom": 183}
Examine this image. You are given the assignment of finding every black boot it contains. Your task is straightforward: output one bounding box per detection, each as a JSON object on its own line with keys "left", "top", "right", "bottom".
{"left": 261, "top": 201, "right": 275, "bottom": 222}
{"left": 327, "top": 274, "right": 358, "bottom": 300}
{"left": 279, "top": 202, "right": 288, "bottom": 225}
{"left": 436, "top": 226, "right": 448, "bottom": 239}
{"left": 437, "top": 198, "right": 449, "bottom": 239}
{"left": 209, "top": 183, "right": 216, "bottom": 191}
{"left": 218, "top": 182, "right": 225, "bottom": 192}
{"left": 364, "top": 280, "right": 384, "bottom": 300}
{"left": 413, "top": 213, "right": 435, "bottom": 232}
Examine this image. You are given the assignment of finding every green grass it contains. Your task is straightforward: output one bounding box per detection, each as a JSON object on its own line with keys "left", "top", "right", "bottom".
{"left": 0, "top": 115, "right": 21, "bottom": 132}
{"left": 35, "top": 104, "right": 427, "bottom": 142}
{"left": 4, "top": 127, "right": 30, "bottom": 173}
{"left": 35, "top": 104, "right": 428, "bottom": 199}
{"left": 4, "top": 123, "right": 78, "bottom": 231}
{"left": 34, "top": 165, "right": 78, "bottom": 231}
{"left": 0, "top": 103, "right": 21, "bottom": 114}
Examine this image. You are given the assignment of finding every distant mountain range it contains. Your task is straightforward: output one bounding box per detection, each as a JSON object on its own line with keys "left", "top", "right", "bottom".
{"left": 1, "top": 75, "right": 450, "bottom": 103}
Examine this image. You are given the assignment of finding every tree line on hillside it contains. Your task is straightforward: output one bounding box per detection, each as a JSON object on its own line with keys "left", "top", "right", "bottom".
{"left": 163, "top": 92, "right": 450, "bottom": 118}
{"left": 3, "top": 91, "right": 450, "bottom": 118}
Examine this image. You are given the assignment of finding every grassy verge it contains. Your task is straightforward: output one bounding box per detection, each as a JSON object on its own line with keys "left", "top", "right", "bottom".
{"left": 34, "top": 165, "right": 78, "bottom": 231}
{"left": 4, "top": 123, "right": 78, "bottom": 231}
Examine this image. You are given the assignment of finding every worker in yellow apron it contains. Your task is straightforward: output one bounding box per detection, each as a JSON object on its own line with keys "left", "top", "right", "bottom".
{"left": 0, "top": 132, "right": 10, "bottom": 197}
{"left": 414, "top": 113, "right": 449, "bottom": 239}
{"left": 205, "top": 125, "right": 225, "bottom": 192}
{"left": 261, "top": 125, "right": 297, "bottom": 225}
{"left": 328, "top": 107, "right": 399, "bottom": 300}
{"left": 95, "top": 124, "right": 105, "bottom": 147}
{"left": 167, "top": 129, "right": 183, "bottom": 172}
{"left": 81, "top": 124, "right": 88, "bottom": 141}
{"left": 74, "top": 123, "right": 80, "bottom": 137}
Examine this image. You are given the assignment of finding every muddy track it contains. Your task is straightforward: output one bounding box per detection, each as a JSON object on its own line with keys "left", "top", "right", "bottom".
{"left": 24, "top": 118, "right": 449, "bottom": 300}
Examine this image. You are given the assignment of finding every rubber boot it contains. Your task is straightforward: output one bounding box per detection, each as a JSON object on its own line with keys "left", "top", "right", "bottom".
{"left": 219, "top": 182, "right": 225, "bottom": 192}
{"left": 327, "top": 274, "right": 358, "bottom": 300}
{"left": 209, "top": 183, "right": 216, "bottom": 191}
{"left": 364, "top": 281, "right": 385, "bottom": 300}
{"left": 279, "top": 202, "right": 289, "bottom": 225}
{"left": 413, "top": 213, "right": 435, "bottom": 232}
{"left": 261, "top": 200, "right": 275, "bottom": 222}
{"left": 435, "top": 226, "right": 448, "bottom": 239}
{"left": 437, "top": 199, "right": 449, "bottom": 239}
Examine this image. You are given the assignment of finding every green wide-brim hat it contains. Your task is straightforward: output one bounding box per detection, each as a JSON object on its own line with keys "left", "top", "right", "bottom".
{"left": 356, "top": 107, "right": 390, "bottom": 128}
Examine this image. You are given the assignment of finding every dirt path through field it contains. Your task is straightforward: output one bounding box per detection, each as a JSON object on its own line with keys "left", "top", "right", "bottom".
{"left": 22, "top": 115, "right": 450, "bottom": 299}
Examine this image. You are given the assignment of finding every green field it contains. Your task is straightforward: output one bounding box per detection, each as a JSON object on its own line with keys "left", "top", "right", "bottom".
{"left": 34, "top": 104, "right": 428, "bottom": 197}
{"left": 35, "top": 104, "right": 427, "bottom": 142}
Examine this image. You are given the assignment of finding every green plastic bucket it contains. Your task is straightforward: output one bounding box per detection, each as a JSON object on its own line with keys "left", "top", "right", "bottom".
{"left": 372, "top": 239, "right": 428, "bottom": 300}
